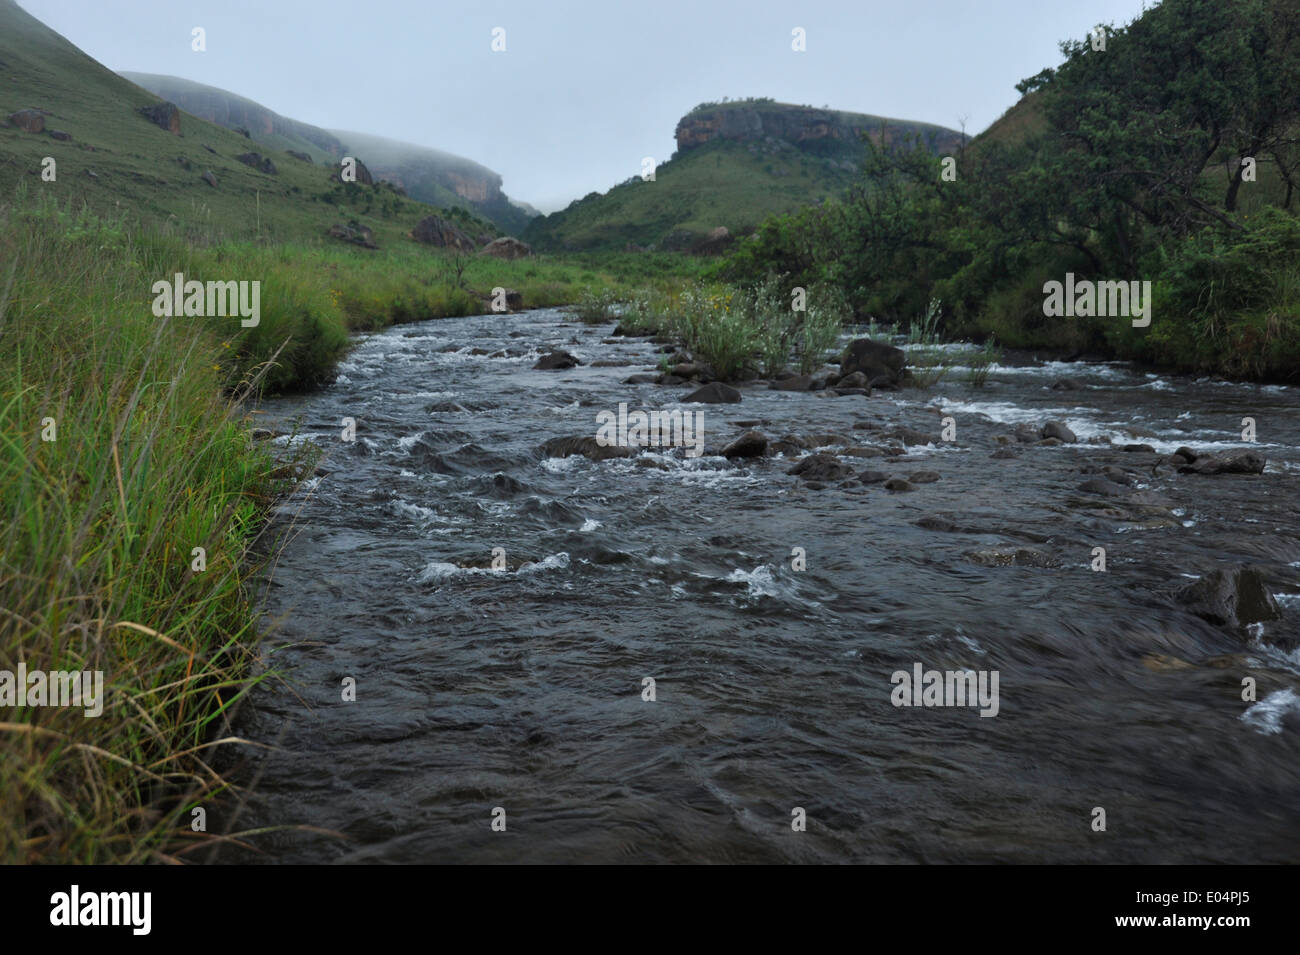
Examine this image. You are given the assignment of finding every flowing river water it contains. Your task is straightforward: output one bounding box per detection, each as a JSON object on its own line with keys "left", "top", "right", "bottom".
{"left": 220, "top": 306, "right": 1300, "bottom": 863}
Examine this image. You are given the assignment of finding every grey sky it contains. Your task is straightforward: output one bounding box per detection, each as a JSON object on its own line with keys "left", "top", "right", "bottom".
{"left": 21, "top": 0, "right": 1154, "bottom": 211}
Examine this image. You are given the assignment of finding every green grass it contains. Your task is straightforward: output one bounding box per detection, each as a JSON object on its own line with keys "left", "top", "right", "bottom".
{"left": 0, "top": 181, "right": 684, "bottom": 861}
{"left": 523, "top": 139, "right": 860, "bottom": 252}
{"left": 0, "top": 195, "right": 288, "bottom": 863}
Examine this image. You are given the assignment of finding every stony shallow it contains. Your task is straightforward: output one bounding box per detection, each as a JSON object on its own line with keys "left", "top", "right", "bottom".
{"left": 221, "top": 307, "right": 1300, "bottom": 863}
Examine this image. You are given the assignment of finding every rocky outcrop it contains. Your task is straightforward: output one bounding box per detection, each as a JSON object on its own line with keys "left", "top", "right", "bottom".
{"left": 138, "top": 102, "right": 181, "bottom": 134}
{"left": 331, "top": 158, "right": 374, "bottom": 185}
{"left": 326, "top": 221, "right": 378, "bottom": 249}
{"left": 286, "top": 149, "right": 313, "bottom": 163}
{"left": 7, "top": 109, "right": 46, "bottom": 132}
{"left": 693, "top": 226, "right": 733, "bottom": 255}
{"left": 236, "top": 152, "right": 278, "bottom": 175}
{"left": 479, "top": 236, "right": 531, "bottom": 259}
{"left": 675, "top": 102, "right": 965, "bottom": 157}
{"left": 412, "top": 215, "right": 476, "bottom": 251}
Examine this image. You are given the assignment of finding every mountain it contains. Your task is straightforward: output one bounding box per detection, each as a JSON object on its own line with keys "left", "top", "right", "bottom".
{"left": 0, "top": 0, "right": 501, "bottom": 246}
{"left": 523, "top": 98, "right": 965, "bottom": 252}
{"left": 118, "top": 72, "right": 534, "bottom": 234}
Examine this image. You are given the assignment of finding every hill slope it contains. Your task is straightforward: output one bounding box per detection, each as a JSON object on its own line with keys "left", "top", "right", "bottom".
{"left": 524, "top": 99, "right": 965, "bottom": 252}
{"left": 118, "top": 71, "right": 535, "bottom": 234}
{"left": 0, "top": 0, "right": 499, "bottom": 246}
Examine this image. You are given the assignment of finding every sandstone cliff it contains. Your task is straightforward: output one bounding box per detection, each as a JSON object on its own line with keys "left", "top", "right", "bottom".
{"left": 675, "top": 100, "right": 965, "bottom": 158}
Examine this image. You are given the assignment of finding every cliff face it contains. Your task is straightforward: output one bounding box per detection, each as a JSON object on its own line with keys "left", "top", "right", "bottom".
{"left": 675, "top": 102, "right": 965, "bottom": 157}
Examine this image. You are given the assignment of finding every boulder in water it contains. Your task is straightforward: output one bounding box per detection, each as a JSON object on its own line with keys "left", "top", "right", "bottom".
{"left": 684, "top": 382, "right": 741, "bottom": 404}
{"left": 1175, "top": 566, "right": 1280, "bottom": 628}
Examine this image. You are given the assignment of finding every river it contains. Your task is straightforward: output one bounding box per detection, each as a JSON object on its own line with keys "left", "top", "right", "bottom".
{"left": 219, "top": 306, "right": 1300, "bottom": 863}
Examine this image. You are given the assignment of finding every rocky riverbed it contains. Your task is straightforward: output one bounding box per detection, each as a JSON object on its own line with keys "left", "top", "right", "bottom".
{"left": 220, "top": 306, "right": 1300, "bottom": 863}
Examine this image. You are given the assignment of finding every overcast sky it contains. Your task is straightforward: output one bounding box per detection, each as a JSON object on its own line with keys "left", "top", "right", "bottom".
{"left": 21, "top": 0, "right": 1154, "bottom": 211}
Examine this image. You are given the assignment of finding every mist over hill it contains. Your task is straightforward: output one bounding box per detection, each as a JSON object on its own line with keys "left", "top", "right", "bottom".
{"left": 119, "top": 71, "right": 536, "bottom": 233}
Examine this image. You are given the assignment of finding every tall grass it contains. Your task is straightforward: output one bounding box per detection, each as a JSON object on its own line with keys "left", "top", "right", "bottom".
{"left": 0, "top": 197, "right": 294, "bottom": 862}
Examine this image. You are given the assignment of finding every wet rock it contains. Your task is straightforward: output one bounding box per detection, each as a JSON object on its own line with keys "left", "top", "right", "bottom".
{"left": 771, "top": 374, "right": 815, "bottom": 391}
{"left": 836, "top": 371, "right": 870, "bottom": 390}
{"left": 1041, "top": 420, "right": 1078, "bottom": 443}
{"left": 893, "top": 427, "right": 934, "bottom": 447}
{"left": 672, "top": 361, "right": 716, "bottom": 381}
{"left": 1013, "top": 423, "right": 1040, "bottom": 444}
{"left": 1050, "top": 378, "right": 1082, "bottom": 390}
{"left": 1121, "top": 443, "right": 1156, "bottom": 453}
{"left": 858, "top": 469, "right": 891, "bottom": 484}
{"left": 1175, "top": 566, "right": 1281, "bottom": 628}
{"left": 840, "top": 338, "right": 906, "bottom": 389}
{"left": 658, "top": 374, "right": 686, "bottom": 386}
{"left": 883, "top": 478, "right": 915, "bottom": 492}
{"left": 842, "top": 446, "right": 885, "bottom": 458}
{"left": 684, "top": 382, "right": 741, "bottom": 404}
{"left": 915, "top": 515, "right": 961, "bottom": 532}
{"left": 622, "top": 373, "right": 659, "bottom": 384}
{"left": 722, "top": 430, "right": 768, "bottom": 459}
{"left": 966, "top": 547, "right": 1057, "bottom": 568}
{"left": 1174, "top": 446, "right": 1198, "bottom": 463}
{"left": 1077, "top": 478, "right": 1130, "bottom": 498}
{"left": 788, "top": 452, "right": 855, "bottom": 482}
{"left": 541, "top": 436, "right": 633, "bottom": 461}
{"left": 1038, "top": 437, "right": 1063, "bottom": 447}
{"left": 1179, "top": 451, "right": 1266, "bottom": 475}
{"left": 1101, "top": 466, "right": 1136, "bottom": 486}
{"left": 990, "top": 448, "right": 1019, "bottom": 459}
{"left": 534, "top": 349, "right": 582, "bottom": 370}
{"left": 834, "top": 387, "right": 870, "bottom": 397}
{"left": 908, "top": 471, "right": 941, "bottom": 484}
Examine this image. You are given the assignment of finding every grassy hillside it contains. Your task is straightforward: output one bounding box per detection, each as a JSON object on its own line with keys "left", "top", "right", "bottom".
{"left": 526, "top": 99, "right": 963, "bottom": 252}
{"left": 117, "top": 71, "right": 348, "bottom": 162}
{"left": 525, "top": 139, "right": 859, "bottom": 251}
{"left": 0, "top": 0, "right": 503, "bottom": 246}
{"left": 119, "top": 72, "right": 536, "bottom": 234}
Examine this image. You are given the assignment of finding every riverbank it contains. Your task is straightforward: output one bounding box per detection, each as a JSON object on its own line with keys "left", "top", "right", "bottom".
{"left": 0, "top": 197, "right": 687, "bottom": 862}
